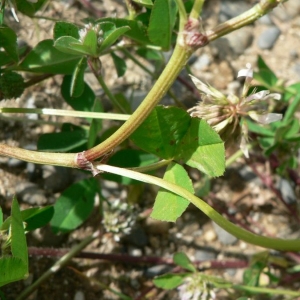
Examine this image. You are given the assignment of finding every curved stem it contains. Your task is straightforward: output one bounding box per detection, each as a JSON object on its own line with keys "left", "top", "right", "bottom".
{"left": 84, "top": 44, "right": 191, "bottom": 161}
{"left": 95, "top": 164, "right": 300, "bottom": 252}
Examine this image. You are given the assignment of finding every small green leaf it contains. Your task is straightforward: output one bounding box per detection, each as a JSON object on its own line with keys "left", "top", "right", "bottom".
{"left": 111, "top": 52, "right": 127, "bottom": 77}
{"left": 0, "top": 257, "right": 27, "bottom": 287}
{"left": 254, "top": 56, "right": 278, "bottom": 88}
{"left": 61, "top": 75, "right": 96, "bottom": 112}
{"left": 54, "top": 21, "right": 79, "bottom": 40}
{"left": 54, "top": 36, "right": 88, "bottom": 56}
{"left": 70, "top": 57, "right": 87, "bottom": 97}
{"left": 50, "top": 178, "right": 98, "bottom": 234}
{"left": 247, "top": 119, "right": 275, "bottom": 137}
{"left": 10, "top": 197, "right": 28, "bottom": 267}
{"left": 1, "top": 206, "right": 54, "bottom": 232}
{"left": 153, "top": 273, "right": 187, "bottom": 289}
{"left": 98, "top": 18, "right": 150, "bottom": 44}
{"left": 99, "top": 26, "right": 130, "bottom": 53}
{"left": 19, "top": 40, "right": 82, "bottom": 74}
{"left": 23, "top": 206, "right": 54, "bottom": 231}
{"left": 151, "top": 163, "right": 193, "bottom": 222}
{"left": 37, "top": 123, "right": 88, "bottom": 152}
{"left": 0, "top": 26, "right": 18, "bottom": 62}
{"left": 173, "top": 252, "right": 196, "bottom": 272}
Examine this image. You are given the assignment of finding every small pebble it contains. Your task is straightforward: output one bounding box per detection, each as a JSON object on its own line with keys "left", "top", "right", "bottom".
{"left": 278, "top": 178, "right": 296, "bottom": 204}
{"left": 145, "top": 265, "right": 172, "bottom": 278}
{"left": 213, "top": 222, "right": 238, "bottom": 245}
{"left": 257, "top": 26, "right": 281, "bottom": 50}
{"left": 194, "top": 249, "right": 217, "bottom": 261}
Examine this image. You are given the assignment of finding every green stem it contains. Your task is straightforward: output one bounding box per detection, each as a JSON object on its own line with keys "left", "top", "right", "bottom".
{"left": 88, "top": 58, "right": 127, "bottom": 114}
{"left": 207, "top": 0, "right": 279, "bottom": 42}
{"left": 175, "top": 0, "right": 187, "bottom": 31}
{"left": 16, "top": 231, "right": 100, "bottom": 300}
{"left": 0, "top": 143, "right": 76, "bottom": 167}
{"left": 0, "top": 107, "right": 130, "bottom": 121}
{"left": 190, "top": 0, "right": 205, "bottom": 19}
{"left": 85, "top": 44, "right": 191, "bottom": 161}
{"left": 95, "top": 164, "right": 300, "bottom": 251}
{"left": 132, "top": 159, "right": 172, "bottom": 173}
{"left": 232, "top": 284, "right": 300, "bottom": 297}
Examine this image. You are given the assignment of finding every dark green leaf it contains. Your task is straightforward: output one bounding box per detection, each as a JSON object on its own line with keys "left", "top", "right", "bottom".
{"left": 37, "top": 124, "right": 88, "bottom": 152}
{"left": 70, "top": 57, "right": 87, "bottom": 97}
{"left": 130, "top": 106, "right": 191, "bottom": 159}
{"left": 0, "top": 26, "right": 18, "bottom": 62}
{"left": 173, "top": 252, "right": 196, "bottom": 272}
{"left": 111, "top": 52, "right": 127, "bottom": 77}
{"left": 103, "top": 149, "right": 159, "bottom": 184}
{"left": 151, "top": 163, "right": 193, "bottom": 221}
{"left": 15, "top": 0, "right": 47, "bottom": 16}
{"left": 148, "top": 0, "right": 177, "bottom": 49}
{"left": 61, "top": 75, "right": 96, "bottom": 112}
{"left": 97, "top": 18, "right": 150, "bottom": 44}
{"left": 131, "top": 107, "right": 225, "bottom": 177}
{"left": 23, "top": 206, "right": 54, "bottom": 231}
{"left": 19, "top": 40, "right": 82, "bottom": 74}
{"left": 1, "top": 206, "right": 54, "bottom": 231}
{"left": 0, "top": 51, "right": 14, "bottom": 67}
{"left": 54, "top": 22, "right": 79, "bottom": 40}
{"left": 153, "top": 273, "right": 187, "bottom": 289}
{"left": 51, "top": 178, "right": 98, "bottom": 233}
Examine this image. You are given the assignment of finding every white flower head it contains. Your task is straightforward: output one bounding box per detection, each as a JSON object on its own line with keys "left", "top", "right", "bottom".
{"left": 178, "top": 274, "right": 216, "bottom": 300}
{"left": 188, "top": 64, "right": 282, "bottom": 157}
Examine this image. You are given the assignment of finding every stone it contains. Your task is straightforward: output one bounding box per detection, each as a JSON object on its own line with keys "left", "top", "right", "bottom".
{"left": 213, "top": 222, "right": 238, "bottom": 245}
{"left": 226, "top": 26, "right": 254, "bottom": 55}
{"left": 194, "top": 249, "right": 217, "bottom": 261}
{"left": 257, "top": 26, "right": 281, "bottom": 50}
{"left": 278, "top": 178, "right": 296, "bottom": 204}
{"left": 16, "top": 182, "right": 47, "bottom": 205}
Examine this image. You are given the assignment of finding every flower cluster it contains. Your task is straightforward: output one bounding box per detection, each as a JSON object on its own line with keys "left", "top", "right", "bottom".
{"left": 178, "top": 274, "right": 216, "bottom": 300}
{"left": 102, "top": 199, "right": 137, "bottom": 242}
{"left": 188, "top": 63, "right": 282, "bottom": 157}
